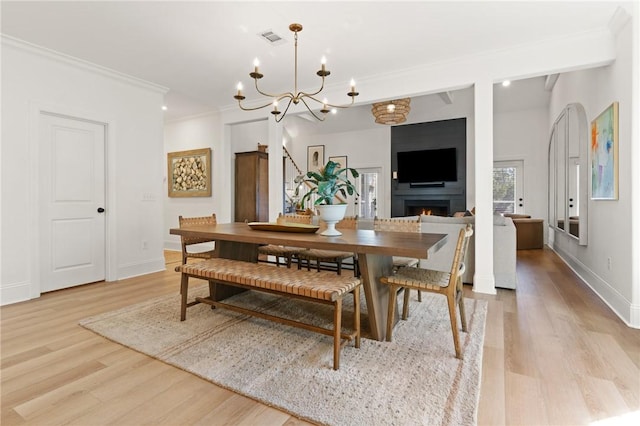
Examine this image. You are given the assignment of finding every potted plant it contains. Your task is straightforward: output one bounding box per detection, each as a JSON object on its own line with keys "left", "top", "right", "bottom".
{"left": 295, "top": 160, "right": 359, "bottom": 236}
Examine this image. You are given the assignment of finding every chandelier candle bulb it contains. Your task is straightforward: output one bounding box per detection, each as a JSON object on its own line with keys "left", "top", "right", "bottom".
{"left": 253, "top": 58, "right": 259, "bottom": 73}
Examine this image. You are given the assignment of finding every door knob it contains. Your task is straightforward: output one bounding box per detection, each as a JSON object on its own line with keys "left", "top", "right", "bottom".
{"left": 97, "top": 207, "right": 105, "bottom": 213}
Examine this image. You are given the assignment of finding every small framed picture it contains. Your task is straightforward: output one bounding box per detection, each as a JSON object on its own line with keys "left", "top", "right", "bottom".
{"left": 329, "top": 155, "right": 348, "bottom": 169}
{"left": 307, "top": 145, "right": 325, "bottom": 173}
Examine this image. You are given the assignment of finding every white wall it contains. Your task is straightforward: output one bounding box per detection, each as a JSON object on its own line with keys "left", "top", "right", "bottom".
{"left": 549, "top": 18, "right": 636, "bottom": 324}
{"left": 1, "top": 37, "right": 167, "bottom": 305}
{"left": 164, "top": 113, "right": 221, "bottom": 251}
{"left": 494, "top": 107, "right": 550, "bottom": 230}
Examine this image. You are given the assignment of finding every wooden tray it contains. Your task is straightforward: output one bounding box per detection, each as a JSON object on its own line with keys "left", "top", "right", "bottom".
{"left": 247, "top": 222, "right": 319, "bottom": 233}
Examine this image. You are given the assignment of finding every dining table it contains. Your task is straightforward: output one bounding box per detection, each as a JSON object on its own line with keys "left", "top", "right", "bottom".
{"left": 170, "top": 221, "right": 447, "bottom": 341}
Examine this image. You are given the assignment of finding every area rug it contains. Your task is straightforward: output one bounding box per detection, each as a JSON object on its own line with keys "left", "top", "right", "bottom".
{"left": 79, "top": 286, "right": 486, "bottom": 425}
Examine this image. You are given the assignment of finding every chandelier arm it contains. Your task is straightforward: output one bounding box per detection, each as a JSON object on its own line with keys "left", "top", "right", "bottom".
{"left": 274, "top": 97, "right": 296, "bottom": 123}
{"left": 304, "top": 94, "right": 357, "bottom": 109}
{"left": 236, "top": 100, "right": 280, "bottom": 112}
{"left": 253, "top": 78, "right": 295, "bottom": 100}
{"left": 297, "top": 76, "right": 326, "bottom": 99}
{"left": 299, "top": 97, "right": 327, "bottom": 122}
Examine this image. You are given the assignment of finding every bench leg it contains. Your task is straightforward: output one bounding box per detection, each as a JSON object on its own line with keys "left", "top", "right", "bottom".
{"left": 333, "top": 298, "right": 342, "bottom": 370}
{"left": 180, "top": 273, "right": 189, "bottom": 321}
{"left": 208, "top": 280, "right": 216, "bottom": 310}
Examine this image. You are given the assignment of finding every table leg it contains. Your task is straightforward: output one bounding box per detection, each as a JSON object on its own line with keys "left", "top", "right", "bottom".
{"left": 210, "top": 240, "right": 260, "bottom": 300}
{"left": 358, "top": 253, "right": 397, "bottom": 341}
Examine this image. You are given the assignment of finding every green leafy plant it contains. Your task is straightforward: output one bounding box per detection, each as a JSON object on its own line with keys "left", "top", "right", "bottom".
{"left": 295, "top": 160, "right": 360, "bottom": 205}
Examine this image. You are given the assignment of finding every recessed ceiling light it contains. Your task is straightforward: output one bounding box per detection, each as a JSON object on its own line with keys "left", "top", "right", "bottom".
{"left": 502, "top": 80, "right": 511, "bottom": 87}
{"left": 162, "top": 105, "right": 168, "bottom": 111}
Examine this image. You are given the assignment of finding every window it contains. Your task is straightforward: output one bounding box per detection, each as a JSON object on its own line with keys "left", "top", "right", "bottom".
{"left": 493, "top": 160, "right": 524, "bottom": 214}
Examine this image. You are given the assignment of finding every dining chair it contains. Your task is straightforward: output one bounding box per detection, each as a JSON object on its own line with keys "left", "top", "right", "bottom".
{"left": 380, "top": 224, "right": 473, "bottom": 359}
{"left": 373, "top": 216, "right": 423, "bottom": 308}
{"left": 257, "top": 213, "right": 313, "bottom": 267}
{"left": 297, "top": 216, "right": 359, "bottom": 276}
{"left": 178, "top": 214, "right": 218, "bottom": 264}
{"left": 373, "top": 216, "right": 422, "bottom": 269}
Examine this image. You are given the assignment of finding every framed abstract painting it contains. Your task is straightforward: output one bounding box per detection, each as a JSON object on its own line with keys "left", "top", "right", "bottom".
{"left": 590, "top": 102, "right": 619, "bottom": 200}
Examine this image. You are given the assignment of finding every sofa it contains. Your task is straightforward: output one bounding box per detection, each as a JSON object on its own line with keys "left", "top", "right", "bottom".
{"left": 416, "top": 214, "right": 517, "bottom": 289}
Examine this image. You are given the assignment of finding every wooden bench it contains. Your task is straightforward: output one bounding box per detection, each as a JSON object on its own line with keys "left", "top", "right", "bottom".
{"left": 178, "top": 258, "right": 362, "bottom": 370}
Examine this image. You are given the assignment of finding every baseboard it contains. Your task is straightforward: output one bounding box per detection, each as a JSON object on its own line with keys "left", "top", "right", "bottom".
{"left": 164, "top": 241, "right": 182, "bottom": 252}
{"left": 0, "top": 280, "right": 32, "bottom": 306}
{"left": 550, "top": 244, "right": 637, "bottom": 328}
{"left": 117, "top": 257, "right": 166, "bottom": 280}
{"left": 472, "top": 273, "right": 497, "bottom": 295}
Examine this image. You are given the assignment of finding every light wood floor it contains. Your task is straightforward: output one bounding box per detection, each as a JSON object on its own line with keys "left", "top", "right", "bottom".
{"left": 1, "top": 248, "right": 639, "bottom": 425}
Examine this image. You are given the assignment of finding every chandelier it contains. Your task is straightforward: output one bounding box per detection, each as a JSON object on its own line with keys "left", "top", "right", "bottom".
{"left": 233, "top": 23, "right": 359, "bottom": 122}
{"left": 371, "top": 98, "right": 411, "bottom": 125}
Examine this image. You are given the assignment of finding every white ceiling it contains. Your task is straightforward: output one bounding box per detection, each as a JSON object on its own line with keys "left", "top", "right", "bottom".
{"left": 1, "top": 1, "right": 629, "bottom": 126}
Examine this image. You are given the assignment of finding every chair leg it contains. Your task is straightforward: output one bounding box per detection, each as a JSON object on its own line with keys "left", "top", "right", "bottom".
{"left": 336, "top": 260, "right": 342, "bottom": 275}
{"left": 333, "top": 298, "right": 342, "bottom": 370}
{"left": 353, "top": 287, "right": 361, "bottom": 348}
{"left": 457, "top": 280, "right": 467, "bottom": 332}
{"left": 417, "top": 291, "right": 422, "bottom": 302}
{"left": 386, "top": 284, "right": 398, "bottom": 341}
{"left": 446, "top": 294, "right": 462, "bottom": 359}
{"left": 402, "top": 287, "right": 410, "bottom": 320}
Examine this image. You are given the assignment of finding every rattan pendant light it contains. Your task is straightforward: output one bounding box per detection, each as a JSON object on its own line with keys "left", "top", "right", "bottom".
{"left": 371, "top": 98, "right": 411, "bottom": 125}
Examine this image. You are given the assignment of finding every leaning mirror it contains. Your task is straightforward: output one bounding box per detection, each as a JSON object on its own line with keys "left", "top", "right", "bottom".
{"left": 548, "top": 103, "right": 588, "bottom": 245}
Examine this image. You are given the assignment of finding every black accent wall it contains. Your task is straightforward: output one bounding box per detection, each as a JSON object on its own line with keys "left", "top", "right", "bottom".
{"left": 391, "top": 118, "right": 467, "bottom": 216}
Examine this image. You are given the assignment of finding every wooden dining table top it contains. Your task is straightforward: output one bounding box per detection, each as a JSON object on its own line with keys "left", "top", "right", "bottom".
{"left": 170, "top": 222, "right": 448, "bottom": 259}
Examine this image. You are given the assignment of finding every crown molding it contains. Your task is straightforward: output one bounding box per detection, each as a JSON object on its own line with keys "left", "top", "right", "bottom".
{"left": 1, "top": 34, "right": 169, "bottom": 94}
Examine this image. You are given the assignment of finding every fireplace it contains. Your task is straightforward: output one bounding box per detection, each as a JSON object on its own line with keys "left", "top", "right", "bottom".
{"left": 404, "top": 200, "right": 450, "bottom": 217}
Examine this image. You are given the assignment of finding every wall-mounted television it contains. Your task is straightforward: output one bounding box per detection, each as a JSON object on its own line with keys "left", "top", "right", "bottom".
{"left": 396, "top": 147, "right": 457, "bottom": 183}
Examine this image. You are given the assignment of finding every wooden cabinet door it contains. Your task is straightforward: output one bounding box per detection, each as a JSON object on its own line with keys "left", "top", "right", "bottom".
{"left": 235, "top": 151, "right": 269, "bottom": 222}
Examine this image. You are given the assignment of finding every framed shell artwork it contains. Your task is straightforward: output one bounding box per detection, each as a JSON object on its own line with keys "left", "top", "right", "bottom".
{"left": 167, "top": 148, "right": 211, "bottom": 197}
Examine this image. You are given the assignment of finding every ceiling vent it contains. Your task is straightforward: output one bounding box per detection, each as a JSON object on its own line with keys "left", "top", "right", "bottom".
{"left": 258, "top": 29, "right": 286, "bottom": 46}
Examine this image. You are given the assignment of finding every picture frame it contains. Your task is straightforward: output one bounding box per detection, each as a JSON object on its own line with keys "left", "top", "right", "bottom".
{"left": 590, "top": 102, "right": 619, "bottom": 200}
{"left": 167, "top": 148, "right": 212, "bottom": 197}
{"left": 307, "top": 145, "right": 325, "bottom": 173}
{"left": 329, "top": 155, "right": 348, "bottom": 170}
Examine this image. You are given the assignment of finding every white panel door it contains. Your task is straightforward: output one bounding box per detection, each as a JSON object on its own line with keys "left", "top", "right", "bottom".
{"left": 356, "top": 167, "right": 382, "bottom": 220}
{"left": 40, "top": 113, "right": 106, "bottom": 292}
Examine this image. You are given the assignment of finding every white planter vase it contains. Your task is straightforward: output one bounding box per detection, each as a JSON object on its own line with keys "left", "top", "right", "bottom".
{"left": 317, "top": 204, "right": 348, "bottom": 236}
